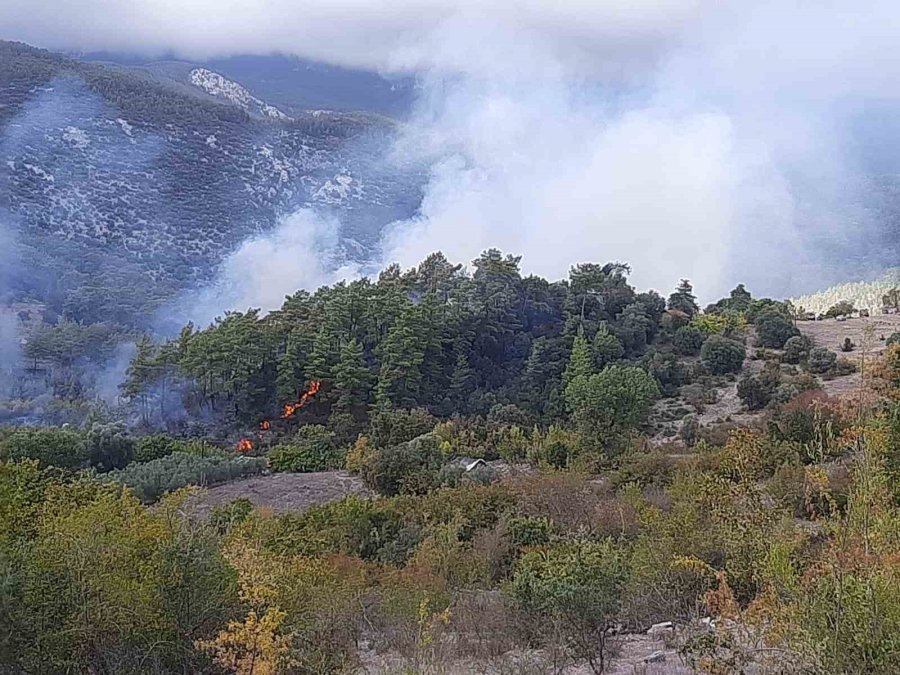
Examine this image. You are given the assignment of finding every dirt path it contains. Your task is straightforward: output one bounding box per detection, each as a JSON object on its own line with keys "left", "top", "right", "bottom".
{"left": 187, "top": 470, "right": 370, "bottom": 517}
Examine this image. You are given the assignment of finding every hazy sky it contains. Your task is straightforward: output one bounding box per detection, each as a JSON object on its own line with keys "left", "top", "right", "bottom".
{"left": 5, "top": 1, "right": 900, "bottom": 307}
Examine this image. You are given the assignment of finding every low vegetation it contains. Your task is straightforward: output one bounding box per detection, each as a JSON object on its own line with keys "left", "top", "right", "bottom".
{"left": 3, "top": 253, "right": 900, "bottom": 673}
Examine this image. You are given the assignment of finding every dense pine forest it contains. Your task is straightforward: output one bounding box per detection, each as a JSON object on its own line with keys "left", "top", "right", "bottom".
{"left": 4, "top": 250, "right": 900, "bottom": 673}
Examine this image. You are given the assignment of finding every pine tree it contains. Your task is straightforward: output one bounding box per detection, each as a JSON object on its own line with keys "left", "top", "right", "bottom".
{"left": 564, "top": 332, "right": 594, "bottom": 385}
{"left": 375, "top": 306, "right": 425, "bottom": 408}
{"left": 593, "top": 324, "right": 624, "bottom": 369}
{"left": 449, "top": 351, "right": 475, "bottom": 404}
{"left": 668, "top": 279, "right": 700, "bottom": 317}
{"left": 333, "top": 338, "right": 372, "bottom": 411}
{"left": 305, "top": 325, "right": 334, "bottom": 384}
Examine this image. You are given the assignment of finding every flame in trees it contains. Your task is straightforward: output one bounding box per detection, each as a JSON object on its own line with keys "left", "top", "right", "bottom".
{"left": 236, "top": 381, "right": 321, "bottom": 454}
{"left": 280, "top": 380, "right": 321, "bottom": 419}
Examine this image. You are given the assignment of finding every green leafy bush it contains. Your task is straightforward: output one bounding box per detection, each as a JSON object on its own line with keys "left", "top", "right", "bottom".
{"left": 806, "top": 346, "right": 837, "bottom": 374}
{"left": 508, "top": 541, "right": 628, "bottom": 671}
{"left": 368, "top": 408, "right": 437, "bottom": 448}
{"left": 755, "top": 309, "right": 800, "bottom": 349}
{"left": 0, "top": 427, "right": 89, "bottom": 470}
{"left": 361, "top": 433, "right": 443, "bottom": 496}
{"left": 133, "top": 435, "right": 220, "bottom": 462}
{"left": 673, "top": 325, "right": 706, "bottom": 355}
{"left": 85, "top": 423, "right": 134, "bottom": 472}
{"left": 268, "top": 425, "right": 342, "bottom": 473}
{"left": 700, "top": 336, "right": 746, "bottom": 375}
{"left": 737, "top": 370, "right": 781, "bottom": 411}
{"left": 783, "top": 335, "right": 811, "bottom": 364}
{"left": 107, "top": 452, "right": 265, "bottom": 502}
{"left": 565, "top": 365, "right": 660, "bottom": 438}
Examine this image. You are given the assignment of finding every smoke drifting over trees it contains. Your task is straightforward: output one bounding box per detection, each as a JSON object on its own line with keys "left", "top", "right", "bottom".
{"left": 22, "top": 0, "right": 890, "bottom": 318}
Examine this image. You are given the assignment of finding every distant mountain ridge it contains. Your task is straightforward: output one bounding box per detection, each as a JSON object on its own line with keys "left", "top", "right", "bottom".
{"left": 0, "top": 40, "right": 424, "bottom": 326}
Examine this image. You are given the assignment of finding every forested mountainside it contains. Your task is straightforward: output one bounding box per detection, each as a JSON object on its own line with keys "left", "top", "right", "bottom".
{"left": 81, "top": 51, "right": 416, "bottom": 117}
{"left": 0, "top": 41, "right": 423, "bottom": 325}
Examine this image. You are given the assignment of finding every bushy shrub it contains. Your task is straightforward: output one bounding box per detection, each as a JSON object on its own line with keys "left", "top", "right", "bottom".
{"left": 0, "top": 427, "right": 89, "bottom": 470}
{"left": 134, "top": 435, "right": 223, "bottom": 463}
{"left": 209, "top": 497, "right": 254, "bottom": 533}
{"left": 673, "top": 325, "right": 706, "bottom": 355}
{"left": 700, "top": 336, "right": 746, "bottom": 375}
{"left": 737, "top": 369, "right": 780, "bottom": 411}
{"left": 565, "top": 365, "right": 661, "bottom": 439}
{"left": 824, "top": 300, "right": 855, "bottom": 318}
{"left": 806, "top": 346, "right": 837, "bottom": 374}
{"left": 755, "top": 309, "right": 799, "bottom": 349}
{"left": 368, "top": 408, "right": 437, "bottom": 448}
{"left": 268, "top": 425, "right": 342, "bottom": 472}
{"left": 107, "top": 452, "right": 265, "bottom": 502}
{"left": 506, "top": 516, "right": 552, "bottom": 547}
{"left": 86, "top": 423, "right": 134, "bottom": 472}
{"left": 783, "top": 335, "right": 810, "bottom": 364}
{"left": 362, "top": 433, "right": 443, "bottom": 496}
{"left": 887, "top": 332, "right": 900, "bottom": 347}
{"left": 508, "top": 541, "right": 628, "bottom": 671}
{"left": 680, "top": 414, "right": 700, "bottom": 446}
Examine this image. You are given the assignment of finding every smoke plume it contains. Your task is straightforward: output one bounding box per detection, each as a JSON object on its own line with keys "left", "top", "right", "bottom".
{"left": 6, "top": 1, "right": 900, "bottom": 307}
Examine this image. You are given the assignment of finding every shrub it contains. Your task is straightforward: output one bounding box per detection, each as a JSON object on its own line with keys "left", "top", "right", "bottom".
{"left": 754, "top": 309, "right": 799, "bottom": 349}
{"left": 700, "top": 336, "right": 746, "bottom": 375}
{"left": 508, "top": 541, "right": 628, "bottom": 672}
{"left": 86, "top": 423, "right": 134, "bottom": 472}
{"left": 362, "top": 433, "right": 443, "bottom": 496}
{"left": 269, "top": 425, "right": 342, "bottom": 472}
{"left": 737, "top": 370, "right": 780, "bottom": 411}
{"left": 134, "top": 436, "right": 224, "bottom": 463}
{"left": 888, "top": 332, "right": 900, "bottom": 347}
{"left": 806, "top": 347, "right": 837, "bottom": 374}
{"left": 210, "top": 498, "right": 254, "bottom": 533}
{"left": 782, "top": 335, "right": 810, "bottom": 364}
{"left": 506, "top": 516, "right": 553, "bottom": 547}
{"left": 565, "top": 365, "right": 660, "bottom": 440}
{"left": 368, "top": 408, "right": 437, "bottom": 448}
{"left": 824, "top": 300, "right": 855, "bottom": 318}
{"left": 680, "top": 414, "right": 701, "bottom": 446}
{"left": 0, "top": 427, "right": 89, "bottom": 470}
{"left": 673, "top": 325, "right": 706, "bottom": 355}
{"left": 107, "top": 452, "right": 265, "bottom": 502}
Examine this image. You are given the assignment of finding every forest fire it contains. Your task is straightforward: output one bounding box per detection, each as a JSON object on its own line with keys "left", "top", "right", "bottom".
{"left": 280, "top": 379, "right": 321, "bottom": 419}
{"left": 236, "top": 381, "right": 321, "bottom": 454}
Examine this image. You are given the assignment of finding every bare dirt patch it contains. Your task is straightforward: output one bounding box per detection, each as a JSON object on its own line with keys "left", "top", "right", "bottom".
{"left": 188, "top": 470, "right": 370, "bottom": 517}
{"left": 797, "top": 315, "right": 900, "bottom": 397}
{"left": 798, "top": 315, "right": 900, "bottom": 355}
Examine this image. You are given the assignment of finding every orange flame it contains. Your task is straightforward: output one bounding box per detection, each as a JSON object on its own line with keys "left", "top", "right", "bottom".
{"left": 236, "top": 438, "right": 254, "bottom": 452}
{"left": 259, "top": 420, "right": 271, "bottom": 431}
{"left": 280, "top": 380, "right": 321, "bottom": 419}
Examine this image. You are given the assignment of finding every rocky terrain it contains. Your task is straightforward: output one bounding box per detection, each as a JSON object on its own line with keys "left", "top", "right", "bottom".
{"left": 0, "top": 41, "right": 424, "bottom": 325}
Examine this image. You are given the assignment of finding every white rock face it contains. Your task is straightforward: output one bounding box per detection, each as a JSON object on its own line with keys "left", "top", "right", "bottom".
{"left": 189, "top": 68, "right": 291, "bottom": 121}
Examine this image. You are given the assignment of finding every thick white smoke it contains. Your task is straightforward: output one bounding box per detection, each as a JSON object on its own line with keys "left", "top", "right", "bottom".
{"left": 178, "top": 209, "right": 362, "bottom": 325}
{"left": 10, "top": 1, "right": 899, "bottom": 309}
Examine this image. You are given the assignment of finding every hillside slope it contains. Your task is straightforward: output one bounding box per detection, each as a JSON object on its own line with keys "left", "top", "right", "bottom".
{"left": 0, "top": 41, "right": 423, "bottom": 324}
